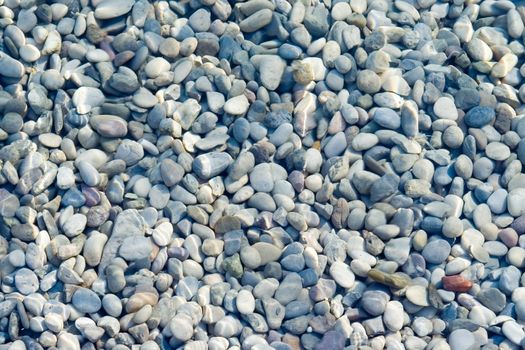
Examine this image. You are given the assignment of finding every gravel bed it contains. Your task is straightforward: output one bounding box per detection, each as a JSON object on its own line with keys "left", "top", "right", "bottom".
{"left": 0, "top": 0, "right": 525, "bottom": 349}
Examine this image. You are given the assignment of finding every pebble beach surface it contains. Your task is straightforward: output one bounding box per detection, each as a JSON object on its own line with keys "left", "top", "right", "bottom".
{"left": 1, "top": 0, "right": 525, "bottom": 349}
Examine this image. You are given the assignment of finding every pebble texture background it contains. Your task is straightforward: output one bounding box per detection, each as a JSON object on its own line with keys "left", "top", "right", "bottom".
{"left": 1, "top": 0, "right": 525, "bottom": 349}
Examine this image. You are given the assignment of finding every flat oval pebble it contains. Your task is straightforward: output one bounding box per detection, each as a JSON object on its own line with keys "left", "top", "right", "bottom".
{"left": 236, "top": 290, "right": 255, "bottom": 315}
{"left": 329, "top": 261, "right": 355, "bottom": 288}
{"left": 464, "top": 106, "right": 495, "bottom": 127}
{"left": 95, "top": 0, "right": 135, "bottom": 19}
{"left": 352, "top": 133, "right": 378, "bottom": 151}
{"left": 485, "top": 142, "right": 510, "bottom": 161}
{"left": 422, "top": 240, "right": 451, "bottom": 264}
{"left": 433, "top": 97, "right": 458, "bottom": 120}
{"left": 38, "top": 133, "right": 61, "bottom": 148}
{"left": 373, "top": 108, "right": 400, "bottom": 129}
{"left": 72, "top": 288, "right": 101, "bottom": 314}
{"left": 145, "top": 57, "right": 170, "bottom": 78}
{"left": 90, "top": 115, "right": 128, "bottom": 138}
{"left": 15, "top": 268, "right": 39, "bottom": 295}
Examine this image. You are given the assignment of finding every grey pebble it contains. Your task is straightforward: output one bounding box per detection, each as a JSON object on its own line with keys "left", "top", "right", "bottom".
{"left": 72, "top": 288, "right": 101, "bottom": 314}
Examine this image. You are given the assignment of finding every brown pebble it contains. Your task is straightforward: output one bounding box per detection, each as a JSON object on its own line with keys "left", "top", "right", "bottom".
{"left": 86, "top": 24, "right": 107, "bottom": 44}
{"left": 442, "top": 275, "right": 473, "bottom": 292}
{"left": 367, "top": 269, "right": 410, "bottom": 289}
{"left": 282, "top": 333, "right": 301, "bottom": 350}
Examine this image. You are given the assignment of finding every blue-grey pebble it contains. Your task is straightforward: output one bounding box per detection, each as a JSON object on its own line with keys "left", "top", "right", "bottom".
{"left": 422, "top": 239, "right": 451, "bottom": 264}
{"left": 373, "top": 108, "right": 401, "bottom": 129}
{"left": 464, "top": 106, "right": 495, "bottom": 127}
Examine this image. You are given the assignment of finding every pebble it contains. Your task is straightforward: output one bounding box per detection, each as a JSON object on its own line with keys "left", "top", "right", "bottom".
{"left": 477, "top": 288, "right": 506, "bottom": 312}
{"left": 485, "top": 142, "right": 510, "bottom": 161}
{"left": 73, "top": 87, "right": 105, "bottom": 114}
{"left": 449, "top": 329, "right": 477, "bottom": 350}
{"left": 119, "top": 236, "right": 152, "bottom": 261}
{"left": 0, "top": 52, "right": 24, "bottom": 78}
{"left": 15, "top": 268, "right": 39, "bottom": 295}
{"left": 383, "top": 301, "right": 404, "bottom": 331}
{"left": 224, "top": 95, "right": 249, "bottom": 115}
{"left": 434, "top": 97, "right": 458, "bottom": 120}
{"left": 90, "top": 115, "right": 128, "bottom": 138}
{"left": 361, "top": 290, "right": 389, "bottom": 316}
{"left": 72, "top": 288, "right": 101, "bottom": 314}
{"left": 95, "top": 0, "right": 135, "bottom": 19}
{"left": 502, "top": 321, "right": 525, "bottom": 345}
{"left": 329, "top": 261, "right": 355, "bottom": 289}
{"left": 442, "top": 275, "right": 473, "bottom": 292}
{"left": 0, "top": 188, "right": 20, "bottom": 217}
{"left": 236, "top": 290, "right": 255, "bottom": 315}
{"left": 145, "top": 57, "right": 170, "bottom": 78}
{"left": 239, "top": 9, "right": 273, "bottom": 33}
{"left": 412, "top": 317, "right": 433, "bottom": 337}
{"left": 357, "top": 70, "right": 381, "bottom": 93}
{"left": 115, "top": 140, "right": 144, "bottom": 165}
{"left": 170, "top": 314, "right": 194, "bottom": 341}
{"left": 421, "top": 239, "right": 451, "bottom": 264}
{"left": 250, "top": 163, "right": 274, "bottom": 192}
{"left": 464, "top": 106, "right": 495, "bottom": 127}
{"left": 324, "top": 132, "right": 347, "bottom": 158}
{"left": 19, "top": 44, "right": 41, "bottom": 62}
{"left": 406, "top": 285, "right": 429, "bottom": 307}
{"left": 351, "top": 133, "right": 378, "bottom": 151}
{"left": 193, "top": 152, "right": 233, "bottom": 179}
{"left": 373, "top": 108, "right": 400, "bottom": 130}
{"left": 251, "top": 55, "right": 286, "bottom": 91}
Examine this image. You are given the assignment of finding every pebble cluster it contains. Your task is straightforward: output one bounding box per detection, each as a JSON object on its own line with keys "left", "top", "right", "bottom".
{"left": 2, "top": 0, "right": 525, "bottom": 349}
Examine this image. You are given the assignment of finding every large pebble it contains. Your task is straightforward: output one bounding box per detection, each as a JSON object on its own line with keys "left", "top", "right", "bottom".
{"left": 90, "top": 115, "right": 128, "bottom": 138}
{"left": 72, "top": 87, "right": 105, "bottom": 114}
{"left": 72, "top": 288, "right": 101, "bottom": 314}
{"left": 95, "top": 0, "right": 135, "bottom": 19}
{"left": 193, "top": 152, "right": 233, "bottom": 179}
{"left": 15, "top": 268, "right": 39, "bottom": 295}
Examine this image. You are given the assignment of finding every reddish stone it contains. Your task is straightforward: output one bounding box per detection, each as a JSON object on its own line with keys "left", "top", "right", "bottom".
{"left": 442, "top": 275, "right": 473, "bottom": 292}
